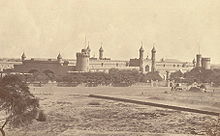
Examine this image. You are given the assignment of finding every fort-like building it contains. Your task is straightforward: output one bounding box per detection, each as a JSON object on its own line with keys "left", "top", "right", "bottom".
{"left": 0, "top": 43, "right": 211, "bottom": 80}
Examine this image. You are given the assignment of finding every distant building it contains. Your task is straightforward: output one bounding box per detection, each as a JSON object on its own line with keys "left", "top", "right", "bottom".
{"left": 0, "top": 43, "right": 211, "bottom": 80}
{"left": 0, "top": 58, "right": 21, "bottom": 72}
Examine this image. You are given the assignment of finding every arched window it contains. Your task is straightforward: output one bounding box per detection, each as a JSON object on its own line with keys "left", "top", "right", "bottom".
{"left": 101, "top": 63, "right": 104, "bottom": 67}
{"left": 145, "top": 65, "right": 150, "bottom": 72}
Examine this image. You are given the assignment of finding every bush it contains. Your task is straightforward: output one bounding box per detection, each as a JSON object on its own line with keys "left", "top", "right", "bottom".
{"left": 184, "top": 67, "right": 217, "bottom": 83}
{"left": 37, "top": 110, "right": 47, "bottom": 122}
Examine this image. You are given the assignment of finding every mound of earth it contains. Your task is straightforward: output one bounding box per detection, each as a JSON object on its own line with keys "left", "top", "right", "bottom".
{"left": 188, "top": 87, "right": 201, "bottom": 92}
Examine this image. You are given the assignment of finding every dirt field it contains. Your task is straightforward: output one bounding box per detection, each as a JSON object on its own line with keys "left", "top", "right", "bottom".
{"left": 4, "top": 85, "right": 220, "bottom": 136}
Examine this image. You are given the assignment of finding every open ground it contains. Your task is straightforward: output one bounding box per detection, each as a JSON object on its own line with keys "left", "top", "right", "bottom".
{"left": 4, "top": 85, "right": 220, "bottom": 136}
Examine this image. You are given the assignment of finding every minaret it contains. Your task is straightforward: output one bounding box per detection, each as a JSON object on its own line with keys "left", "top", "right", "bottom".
{"left": 57, "top": 53, "right": 62, "bottom": 63}
{"left": 196, "top": 42, "right": 202, "bottom": 68}
{"left": 86, "top": 42, "right": 91, "bottom": 57}
{"left": 21, "top": 52, "right": 26, "bottom": 62}
{"left": 99, "top": 46, "right": 104, "bottom": 60}
{"left": 139, "top": 46, "right": 144, "bottom": 60}
{"left": 139, "top": 45, "right": 144, "bottom": 73}
{"left": 151, "top": 46, "right": 156, "bottom": 72}
{"left": 192, "top": 59, "right": 196, "bottom": 67}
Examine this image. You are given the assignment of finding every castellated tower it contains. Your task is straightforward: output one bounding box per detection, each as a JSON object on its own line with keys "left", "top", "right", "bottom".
{"left": 195, "top": 54, "right": 211, "bottom": 70}
{"left": 21, "top": 52, "right": 26, "bottom": 62}
{"left": 151, "top": 46, "right": 156, "bottom": 72}
{"left": 201, "top": 57, "right": 211, "bottom": 70}
{"left": 99, "top": 46, "right": 104, "bottom": 60}
{"left": 196, "top": 54, "right": 202, "bottom": 67}
{"left": 76, "top": 48, "right": 90, "bottom": 72}
{"left": 139, "top": 46, "right": 144, "bottom": 72}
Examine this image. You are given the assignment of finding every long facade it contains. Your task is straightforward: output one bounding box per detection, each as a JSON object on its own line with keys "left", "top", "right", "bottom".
{"left": 1, "top": 44, "right": 211, "bottom": 80}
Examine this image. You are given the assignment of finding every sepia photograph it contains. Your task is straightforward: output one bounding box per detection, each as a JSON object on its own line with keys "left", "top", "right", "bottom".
{"left": 0, "top": 0, "right": 220, "bottom": 135}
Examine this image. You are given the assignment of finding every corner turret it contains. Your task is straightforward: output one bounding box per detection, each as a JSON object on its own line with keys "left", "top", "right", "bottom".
{"left": 99, "top": 46, "right": 104, "bottom": 60}
{"left": 192, "top": 59, "right": 196, "bottom": 67}
{"left": 57, "top": 53, "right": 62, "bottom": 63}
{"left": 86, "top": 42, "right": 91, "bottom": 57}
{"left": 139, "top": 46, "right": 144, "bottom": 60}
{"left": 21, "top": 52, "right": 26, "bottom": 62}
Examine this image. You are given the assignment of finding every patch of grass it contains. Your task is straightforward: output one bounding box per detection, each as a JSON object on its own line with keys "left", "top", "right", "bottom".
{"left": 148, "top": 96, "right": 165, "bottom": 100}
{"left": 88, "top": 101, "right": 101, "bottom": 106}
{"left": 56, "top": 101, "right": 72, "bottom": 105}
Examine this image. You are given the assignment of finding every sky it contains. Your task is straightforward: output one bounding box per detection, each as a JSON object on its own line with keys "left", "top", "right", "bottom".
{"left": 0, "top": 0, "right": 220, "bottom": 63}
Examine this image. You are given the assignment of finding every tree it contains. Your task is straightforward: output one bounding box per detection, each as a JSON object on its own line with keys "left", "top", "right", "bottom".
{"left": 109, "top": 69, "right": 140, "bottom": 86}
{"left": 170, "top": 70, "right": 184, "bottom": 80}
{"left": 0, "top": 75, "right": 39, "bottom": 136}
{"left": 144, "top": 71, "right": 163, "bottom": 81}
{"left": 184, "top": 67, "right": 216, "bottom": 83}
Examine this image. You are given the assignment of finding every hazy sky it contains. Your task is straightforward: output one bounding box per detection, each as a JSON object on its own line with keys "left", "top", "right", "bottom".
{"left": 0, "top": 0, "right": 220, "bottom": 63}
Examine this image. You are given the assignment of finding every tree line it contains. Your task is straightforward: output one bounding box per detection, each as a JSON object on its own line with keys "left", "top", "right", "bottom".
{"left": 2, "top": 69, "right": 163, "bottom": 87}
{"left": 57, "top": 69, "right": 163, "bottom": 87}
{"left": 170, "top": 67, "right": 220, "bottom": 86}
